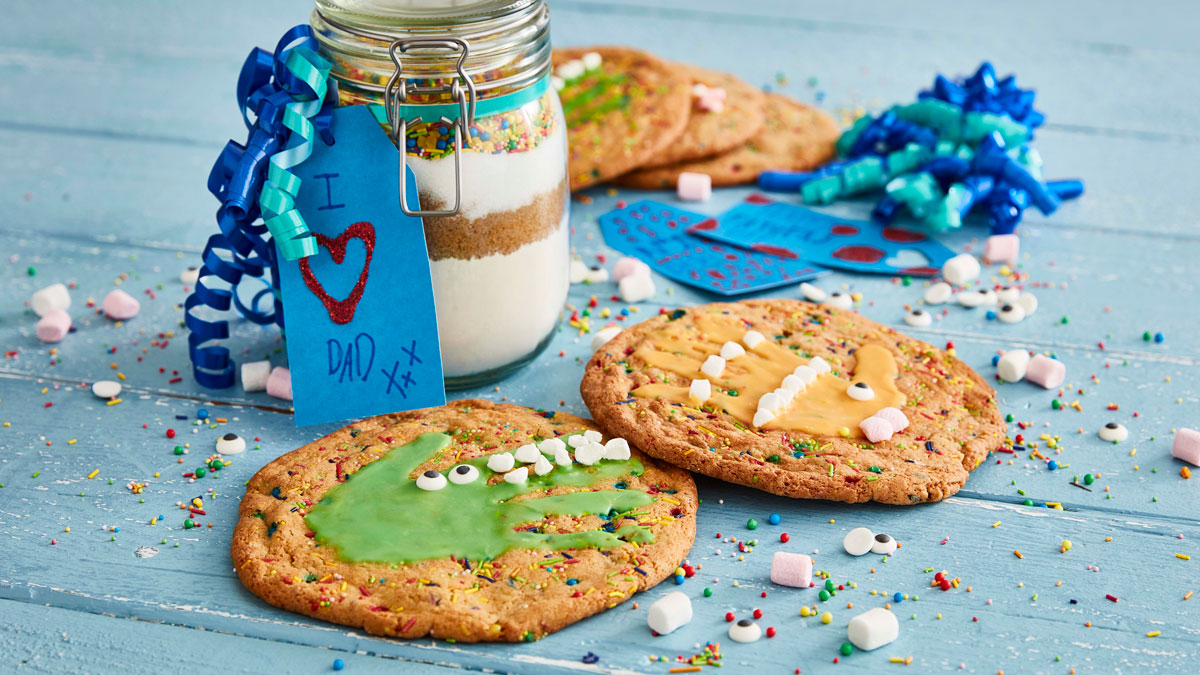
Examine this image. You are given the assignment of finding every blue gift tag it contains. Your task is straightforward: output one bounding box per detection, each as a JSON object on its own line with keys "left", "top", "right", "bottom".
{"left": 598, "top": 200, "right": 824, "bottom": 296}
{"left": 277, "top": 105, "right": 445, "bottom": 426}
{"left": 695, "top": 195, "right": 956, "bottom": 277}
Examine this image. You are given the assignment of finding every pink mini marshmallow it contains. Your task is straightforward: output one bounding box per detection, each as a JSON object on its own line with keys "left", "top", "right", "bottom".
{"left": 859, "top": 416, "right": 894, "bottom": 443}
{"left": 697, "top": 91, "right": 726, "bottom": 113}
{"left": 677, "top": 172, "right": 712, "bottom": 202}
{"left": 612, "top": 256, "right": 652, "bottom": 282}
{"left": 872, "top": 406, "right": 909, "bottom": 432}
{"left": 983, "top": 234, "right": 1020, "bottom": 264}
{"left": 1025, "top": 354, "right": 1065, "bottom": 389}
{"left": 1172, "top": 428, "right": 1200, "bottom": 467}
{"left": 102, "top": 289, "right": 140, "bottom": 320}
{"left": 36, "top": 309, "right": 71, "bottom": 343}
{"left": 770, "top": 551, "right": 813, "bottom": 588}
{"left": 266, "top": 366, "right": 293, "bottom": 401}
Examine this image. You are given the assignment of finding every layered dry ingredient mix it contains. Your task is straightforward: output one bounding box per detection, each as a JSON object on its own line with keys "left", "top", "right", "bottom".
{"left": 329, "top": 62, "right": 569, "bottom": 381}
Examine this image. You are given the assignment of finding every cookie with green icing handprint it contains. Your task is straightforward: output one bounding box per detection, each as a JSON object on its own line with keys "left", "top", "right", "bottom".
{"left": 232, "top": 400, "right": 697, "bottom": 642}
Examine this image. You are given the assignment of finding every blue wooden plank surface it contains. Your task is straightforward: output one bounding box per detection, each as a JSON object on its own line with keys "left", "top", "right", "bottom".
{"left": 2, "top": 1, "right": 1199, "bottom": 673}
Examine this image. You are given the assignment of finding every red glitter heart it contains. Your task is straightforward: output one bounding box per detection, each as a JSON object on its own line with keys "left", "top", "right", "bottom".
{"left": 298, "top": 221, "right": 375, "bottom": 325}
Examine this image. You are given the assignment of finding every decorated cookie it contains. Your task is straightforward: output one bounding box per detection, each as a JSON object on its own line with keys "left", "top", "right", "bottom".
{"left": 617, "top": 93, "right": 839, "bottom": 189}
{"left": 553, "top": 47, "right": 691, "bottom": 191}
{"left": 637, "top": 64, "right": 767, "bottom": 169}
{"left": 580, "top": 300, "right": 1004, "bottom": 504}
{"left": 231, "top": 399, "right": 697, "bottom": 642}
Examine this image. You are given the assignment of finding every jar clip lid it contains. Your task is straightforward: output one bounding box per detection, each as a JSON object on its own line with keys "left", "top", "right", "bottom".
{"left": 383, "top": 37, "right": 478, "bottom": 218}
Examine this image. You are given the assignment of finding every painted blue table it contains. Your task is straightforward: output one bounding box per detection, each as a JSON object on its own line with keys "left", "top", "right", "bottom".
{"left": 2, "top": 1, "right": 1198, "bottom": 672}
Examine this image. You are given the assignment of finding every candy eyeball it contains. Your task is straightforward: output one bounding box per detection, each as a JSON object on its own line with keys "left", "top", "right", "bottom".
{"left": 180, "top": 266, "right": 200, "bottom": 284}
{"left": 843, "top": 527, "right": 874, "bottom": 556}
{"left": 870, "top": 533, "right": 897, "bottom": 555}
{"left": 448, "top": 464, "right": 480, "bottom": 485}
{"left": 1099, "top": 422, "right": 1128, "bottom": 443}
{"left": 215, "top": 433, "right": 246, "bottom": 455}
{"left": 997, "top": 286, "right": 1021, "bottom": 304}
{"left": 415, "top": 469, "right": 447, "bottom": 491}
{"left": 728, "top": 618, "right": 763, "bottom": 643}
{"left": 997, "top": 303, "right": 1026, "bottom": 323}
{"left": 1017, "top": 291, "right": 1038, "bottom": 315}
{"left": 958, "top": 289, "right": 997, "bottom": 308}
{"left": 847, "top": 382, "right": 875, "bottom": 401}
{"left": 827, "top": 292, "right": 853, "bottom": 309}
{"left": 904, "top": 309, "right": 932, "bottom": 327}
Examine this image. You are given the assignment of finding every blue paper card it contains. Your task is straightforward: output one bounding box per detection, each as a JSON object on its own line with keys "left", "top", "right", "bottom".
{"left": 598, "top": 200, "right": 823, "bottom": 295}
{"left": 695, "top": 195, "right": 956, "bottom": 276}
{"left": 277, "top": 105, "right": 445, "bottom": 426}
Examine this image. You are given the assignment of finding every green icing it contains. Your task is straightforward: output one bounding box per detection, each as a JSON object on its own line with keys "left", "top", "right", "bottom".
{"left": 305, "top": 432, "right": 656, "bottom": 564}
{"left": 562, "top": 73, "right": 630, "bottom": 124}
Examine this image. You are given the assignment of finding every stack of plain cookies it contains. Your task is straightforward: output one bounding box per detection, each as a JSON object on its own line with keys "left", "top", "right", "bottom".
{"left": 552, "top": 46, "right": 841, "bottom": 191}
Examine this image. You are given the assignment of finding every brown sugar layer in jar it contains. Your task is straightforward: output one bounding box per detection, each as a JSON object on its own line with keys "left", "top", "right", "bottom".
{"left": 421, "top": 178, "right": 567, "bottom": 261}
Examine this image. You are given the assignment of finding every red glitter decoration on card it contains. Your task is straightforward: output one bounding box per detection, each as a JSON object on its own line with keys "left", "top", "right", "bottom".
{"left": 298, "top": 221, "right": 375, "bottom": 325}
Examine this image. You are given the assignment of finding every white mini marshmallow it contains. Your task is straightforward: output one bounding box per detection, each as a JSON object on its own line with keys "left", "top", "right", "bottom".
{"left": 91, "top": 380, "right": 122, "bottom": 399}
{"left": 487, "top": 452, "right": 516, "bottom": 473}
{"left": 591, "top": 325, "right": 622, "bottom": 351}
{"left": 742, "top": 330, "right": 766, "bottom": 350}
{"left": 905, "top": 309, "right": 933, "bottom": 327}
{"left": 574, "top": 442, "right": 606, "bottom": 466}
{"left": 701, "top": 355, "right": 726, "bottom": 379}
{"left": 618, "top": 272, "right": 656, "bottom": 303}
{"left": 941, "top": 253, "right": 981, "bottom": 286}
{"left": 809, "top": 356, "right": 831, "bottom": 374}
{"left": 604, "top": 438, "right": 631, "bottom": 461}
{"left": 180, "top": 267, "right": 201, "bottom": 284}
{"left": 567, "top": 435, "right": 588, "bottom": 448}
{"left": 240, "top": 360, "right": 272, "bottom": 393}
{"left": 781, "top": 374, "right": 806, "bottom": 395}
{"left": 557, "top": 59, "right": 585, "bottom": 80}
{"left": 583, "top": 430, "right": 603, "bottom": 444}
{"left": 514, "top": 443, "right": 542, "bottom": 463}
{"left": 758, "top": 393, "right": 781, "bottom": 413}
{"left": 800, "top": 282, "right": 827, "bottom": 302}
{"left": 689, "top": 378, "right": 712, "bottom": 404}
{"left": 551, "top": 75, "right": 565, "bottom": 92}
{"left": 1017, "top": 291, "right": 1038, "bottom": 315}
{"left": 997, "top": 349, "right": 1030, "bottom": 383}
{"left": 539, "top": 437, "right": 566, "bottom": 454}
{"left": 843, "top": 527, "right": 875, "bottom": 556}
{"left": 923, "top": 282, "right": 952, "bottom": 305}
{"left": 827, "top": 291, "right": 853, "bottom": 309}
{"left": 503, "top": 467, "right": 529, "bottom": 484}
{"left": 847, "top": 608, "right": 899, "bottom": 651}
{"left": 792, "top": 365, "right": 818, "bottom": 385}
{"left": 533, "top": 455, "right": 555, "bottom": 476}
{"left": 581, "top": 51, "right": 602, "bottom": 71}
{"left": 31, "top": 283, "right": 71, "bottom": 317}
{"left": 720, "top": 341, "right": 746, "bottom": 360}
{"left": 752, "top": 409, "right": 775, "bottom": 428}
{"left": 647, "top": 591, "right": 692, "bottom": 635}
{"left": 554, "top": 448, "right": 573, "bottom": 467}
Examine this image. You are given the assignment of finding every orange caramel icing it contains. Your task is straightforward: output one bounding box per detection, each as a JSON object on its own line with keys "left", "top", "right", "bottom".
{"left": 632, "top": 313, "right": 905, "bottom": 438}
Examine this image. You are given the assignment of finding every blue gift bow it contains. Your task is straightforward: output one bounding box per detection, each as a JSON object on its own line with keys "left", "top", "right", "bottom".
{"left": 185, "top": 25, "right": 336, "bottom": 389}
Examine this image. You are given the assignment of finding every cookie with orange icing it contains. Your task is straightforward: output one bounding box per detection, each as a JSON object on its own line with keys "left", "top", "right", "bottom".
{"left": 580, "top": 300, "right": 1005, "bottom": 504}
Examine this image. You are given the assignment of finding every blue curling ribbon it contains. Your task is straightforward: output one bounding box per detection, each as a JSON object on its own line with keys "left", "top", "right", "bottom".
{"left": 184, "top": 25, "right": 335, "bottom": 388}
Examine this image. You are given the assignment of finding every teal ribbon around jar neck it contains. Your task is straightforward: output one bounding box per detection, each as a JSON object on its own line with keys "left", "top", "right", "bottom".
{"left": 365, "top": 73, "right": 548, "bottom": 126}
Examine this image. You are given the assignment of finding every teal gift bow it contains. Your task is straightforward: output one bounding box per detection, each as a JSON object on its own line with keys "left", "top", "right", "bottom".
{"left": 185, "top": 25, "right": 335, "bottom": 389}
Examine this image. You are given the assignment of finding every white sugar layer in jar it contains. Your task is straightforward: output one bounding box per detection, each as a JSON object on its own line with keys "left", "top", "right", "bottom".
{"left": 430, "top": 211, "right": 568, "bottom": 377}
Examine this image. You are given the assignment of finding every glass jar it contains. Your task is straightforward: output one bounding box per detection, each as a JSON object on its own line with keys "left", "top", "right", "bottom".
{"left": 311, "top": 0, "right": 568, "bottom": 389}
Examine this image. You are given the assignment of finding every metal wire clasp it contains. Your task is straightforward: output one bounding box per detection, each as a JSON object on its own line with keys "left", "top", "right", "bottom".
{"left": 383, "top": 37, "right": 476, "bottom": 217}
